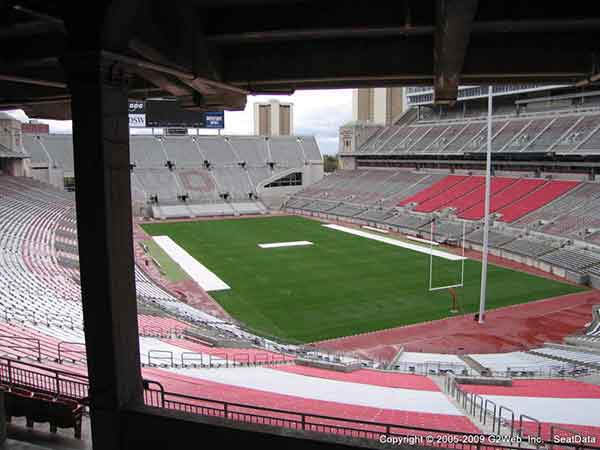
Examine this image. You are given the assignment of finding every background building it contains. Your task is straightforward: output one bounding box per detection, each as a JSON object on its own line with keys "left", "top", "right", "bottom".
{"left": 253, "top": 99, "right": 294, "bottom": 136}
{"left": 340, "top": 87, "right": 407, "bottom": 154}
{"left": 352, "top": 87, "right": 406, "bottom": 125}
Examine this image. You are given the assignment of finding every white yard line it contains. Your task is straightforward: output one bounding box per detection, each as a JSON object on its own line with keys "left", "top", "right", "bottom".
{"left": 406, "top": 235, "right": 439, "bottom": 246}
{"left": 323, "top": 224, "right": 465, "bottom": 261}
{"left": 153, "top": 235, "right": 230, "bottom": 291}
{"left": 362, "top": 225, "right": 389, "bottom": 234}
{"left": 258, "top": 241, "right": 313, "bottom": 249}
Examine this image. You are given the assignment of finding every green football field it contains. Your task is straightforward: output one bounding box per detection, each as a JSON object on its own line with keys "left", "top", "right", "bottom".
{"left": 141, "top": 216, "right": 584, "bottom": 343}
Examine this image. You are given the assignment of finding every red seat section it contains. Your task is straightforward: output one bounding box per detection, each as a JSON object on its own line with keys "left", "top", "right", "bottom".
{"left": 273, "top": 365, "right": 440, "bottom": 390}
{"left": 0, "top": 322, "right": 63, "bottom": 361}
{"left": 397, "top": 175, "right": 466, "bottom": 206}
{"left": 160, "top": 338, "right": 294, "bottom": 363}
{"left": 459, "top": 178, "right": 546, "bottom": 220}
{"left": 460, "top": 379, "right": 600, "bottom": 399}
{"left": 413, "top": 176, "right": 484, "bottom": 212}
{"left": 143, "top": 368, "right": 480, "bottom": 433}
{"left": 138, "top": 315, "right": 191, "bottom": 335}
{"left": 496, "top": 180, "right": 580, "bottom": 223}
{"left": 450, "top": 177, "right": 516, "bottom": 214}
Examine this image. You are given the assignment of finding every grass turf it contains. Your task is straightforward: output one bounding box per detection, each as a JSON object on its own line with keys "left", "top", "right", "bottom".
{"left": 141, "top": 216, "right": 585, "bottom": 343}
{"left": 141, "top": 240, "right": 190, "bottom": 282}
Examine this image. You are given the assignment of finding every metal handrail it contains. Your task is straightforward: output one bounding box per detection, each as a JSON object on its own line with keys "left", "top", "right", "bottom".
{"left": 0, "top": 335, "right": 42, "bottom": 361}
{"left": 181, "top": 352, "right": 205, "bottom": 368}
{"left": 0, "top": 357, "right": 88, "bottom": 400}
{"left": 57, "top": 341, "right": 86, "bottom": 363}
{"left": 147, "top": 350, "right": 174, "bottom": 367}
{"left": 519, "top": 414, "right": 542, "bottom": 442}
{"left": 143, "top": 382, "right": 599, "bottom": 450}
{"left": 0, "top": 356, "right": 598, "bottom": 450}
{"left": 497, "top": 406, "right": 515, "bottom": 438}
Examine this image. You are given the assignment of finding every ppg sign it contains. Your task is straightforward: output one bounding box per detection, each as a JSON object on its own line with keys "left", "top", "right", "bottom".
{"left": 128, "top": 101, "right": 146, "bottom": 128}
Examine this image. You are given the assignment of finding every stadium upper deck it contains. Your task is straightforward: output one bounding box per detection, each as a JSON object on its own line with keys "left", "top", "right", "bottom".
{"left": 347, "top": 95, "right": 600, "bottom": 157}
{"left": 21, "top": 133, "right": 324, "bottom": 219}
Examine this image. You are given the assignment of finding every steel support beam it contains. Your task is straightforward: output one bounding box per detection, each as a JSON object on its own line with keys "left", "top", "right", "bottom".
{"left": 433, "top": 0, "right": 479, "bottom": 104}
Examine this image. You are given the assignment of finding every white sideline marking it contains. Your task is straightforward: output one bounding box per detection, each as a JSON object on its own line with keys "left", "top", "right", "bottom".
{"left": 152, "top": 236, "right": 230, "bottom": 291}
{"left": 406, "top": 235, "right": 440, "bottom": 246}
{"left": 258, "top": 241, "right": 313, "bottom": 249}
{"left": 323, "top": 224, "right": 465, "bottom": 261}
{"left": 362, "top": 225, "right": 389, "bottom": 234}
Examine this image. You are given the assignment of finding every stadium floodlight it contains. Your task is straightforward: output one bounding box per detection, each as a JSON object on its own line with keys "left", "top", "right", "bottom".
{"left": 428, "top": 218, "right": 466, "bottom": 292}
{"left": 478, "top": 85, "right": 494, "bottom": 324}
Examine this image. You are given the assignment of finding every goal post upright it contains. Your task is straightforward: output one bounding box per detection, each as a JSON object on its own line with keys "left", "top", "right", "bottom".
{"left": 428, "top": 218, "right": 466, "bottom": 292}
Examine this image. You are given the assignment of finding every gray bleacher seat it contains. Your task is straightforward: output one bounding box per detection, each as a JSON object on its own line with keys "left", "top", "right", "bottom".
{"left": 500, "top": 238, "right": 559, "bottom": 257}
{"left": 539, "top": 248, "right": 600, "bottom": 272}
{"left": 465, "top": 229, "right": 515, "bottom": 247}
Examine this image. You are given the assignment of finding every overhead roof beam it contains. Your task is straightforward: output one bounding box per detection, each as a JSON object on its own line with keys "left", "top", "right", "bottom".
{"left": 206, "top": 18, "right": 600, "bottom": 45}
{"left": 0, "top": 73, "right": 66, "bottom": 89}
{"left": 126, "top": 40, "right": 247, "bottom": 110}
{"left": 433, "top": 0, "right": 479, "bottom": 105}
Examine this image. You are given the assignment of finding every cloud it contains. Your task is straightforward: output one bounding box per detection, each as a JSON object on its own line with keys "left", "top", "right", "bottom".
{"left": 224, "top": 89, "right": 352, "bottom": 154}
{"left": 4, "top": 88, "right": 352, "bottom": 155}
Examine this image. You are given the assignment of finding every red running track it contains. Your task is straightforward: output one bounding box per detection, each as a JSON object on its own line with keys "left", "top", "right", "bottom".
{"left": 314, "top": 290, "right": 599, "bottom": 359}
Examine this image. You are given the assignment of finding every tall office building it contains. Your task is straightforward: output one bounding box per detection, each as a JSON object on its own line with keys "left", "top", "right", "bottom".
{"left": 339, "top": 87, "right": 406, "bottom": 155}
{"left": 352, "top": 87, "right": 406, "bottom": 125}
{"left": 253, "top": 99, "right": 294, "bottom": 136}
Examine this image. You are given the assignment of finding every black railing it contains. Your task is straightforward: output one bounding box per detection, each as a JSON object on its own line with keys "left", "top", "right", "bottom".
{"left": 0, "top": 357, "right": 88, "bottom": 401}
{"left": 445, "top": 374, "right": 599, "bottom": 448}
{"left": 142, "top": 381, "right": 600, "bottom": 450}
{"left": 0, "top": 355, "right": 599, "bottom": 450}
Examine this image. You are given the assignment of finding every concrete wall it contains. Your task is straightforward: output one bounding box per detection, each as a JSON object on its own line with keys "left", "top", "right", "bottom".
{"left": 0, "top": 115, "right": 22, "bottom": 153}
{"left": 339, "top": 155, "right": 357, "bottom": 170}
{"left": 258, "top": 162, "right": 324, "bottom": 208}
{"left": 0, "top": 158, "right": 29, "bottom": 177}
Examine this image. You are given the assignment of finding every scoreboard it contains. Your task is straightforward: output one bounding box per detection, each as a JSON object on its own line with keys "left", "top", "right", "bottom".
{"left": 128, "top": 99, "right": 224, "bottom": 129}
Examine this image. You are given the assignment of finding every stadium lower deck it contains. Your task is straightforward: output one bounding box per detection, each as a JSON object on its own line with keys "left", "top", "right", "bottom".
{"left": 1, "top": 174, "right": 600, "bottom": 447}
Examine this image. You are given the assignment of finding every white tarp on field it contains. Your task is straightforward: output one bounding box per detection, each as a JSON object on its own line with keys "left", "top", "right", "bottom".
{"left": 152, "top": 235, "right": 230, "bottom": 291}
{"left": 323, "top": 224, "right": 465, "bottom": 261}
{"left": 258, "top": 241, "right": 313, "bottom": 249}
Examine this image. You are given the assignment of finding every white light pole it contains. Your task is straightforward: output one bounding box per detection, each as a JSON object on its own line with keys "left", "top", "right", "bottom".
{"left": 478, "top": 85, "right": 493, "bottom": 324}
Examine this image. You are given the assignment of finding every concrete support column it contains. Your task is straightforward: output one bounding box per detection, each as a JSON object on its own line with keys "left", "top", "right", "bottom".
{"left": 64, "top": 53, "right": 143, "bottom": 449}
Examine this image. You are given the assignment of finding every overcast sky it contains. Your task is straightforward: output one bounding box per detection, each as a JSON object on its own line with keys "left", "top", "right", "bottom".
{"left": 6, "top": 89, "right": 352, "bottom": 155}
